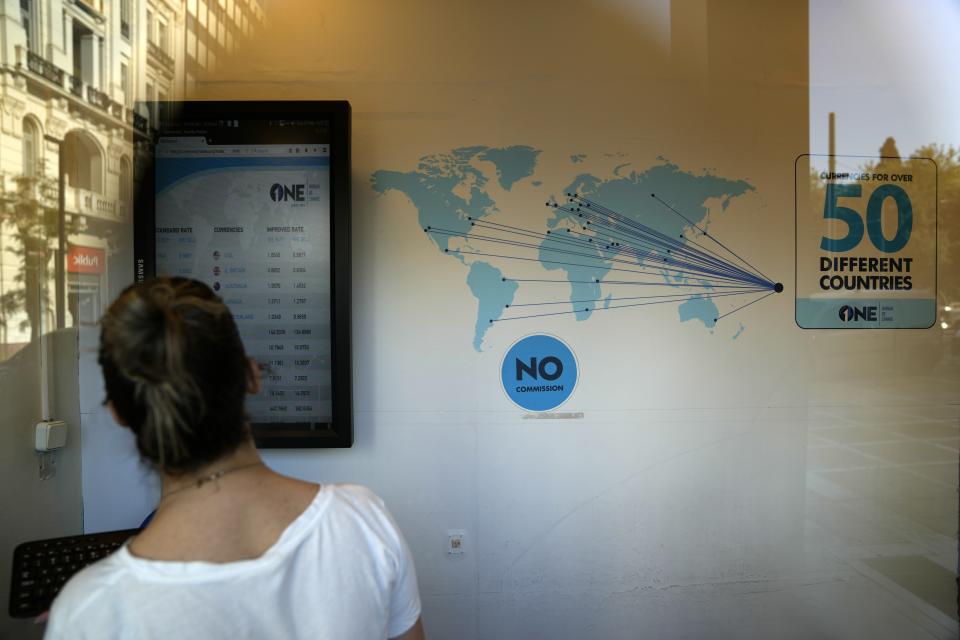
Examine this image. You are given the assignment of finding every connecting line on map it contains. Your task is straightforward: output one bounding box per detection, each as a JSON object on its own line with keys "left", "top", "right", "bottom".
{"left": 433, "top": 226, "right": 756, "bottom": 286}
{"left": 564, "top": 194, "right": 775, "bottom": 290}
{"left": 483, "top": 216, "right": 758, "bottom": 287}
{"left": 491, "top": 288, "right": 772, "bottom": 323}
{"left": 546, "top": 193, "right": 782, "bottom": 323}
{"left": 647, "top": 193, "right": 774, "bottom": 284}
{"left": 571, "top": 194, "right": 760, "bottom": 285}
{"left": 422, "top": 192, "right": 781, "bottom": 323}
{"left": 444, "top": 248, "right": 747, "bottom": 284}
{"left": 506, "top": 278, "right": 766, "bottom": 290}
{"left": 715, "top": 291, "right": 777, "bottom": 322}
{"left": 504, "top": 287, "right": 767, "bottom": 309}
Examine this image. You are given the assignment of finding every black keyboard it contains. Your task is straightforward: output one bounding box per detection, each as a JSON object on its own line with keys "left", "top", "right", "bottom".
{"left": 8, "top": 529, "right": 139, "bottom": 618}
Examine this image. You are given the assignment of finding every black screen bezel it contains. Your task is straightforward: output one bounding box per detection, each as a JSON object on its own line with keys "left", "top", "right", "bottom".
{"left": 133, "top": 100, "right": 353, "bottom": 448}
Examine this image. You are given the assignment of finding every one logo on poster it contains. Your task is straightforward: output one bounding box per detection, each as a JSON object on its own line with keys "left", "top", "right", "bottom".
{"left": 838, "top": 304, "right": 878, "bottom": 322}
{"left": 270, "top": 183, "right": 305, "bottom": 202}
{"left": 501, "top": 334, "right": 578, "bottom": 412}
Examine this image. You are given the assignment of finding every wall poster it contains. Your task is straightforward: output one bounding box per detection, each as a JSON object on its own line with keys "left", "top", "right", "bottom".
{"left": 795, "top": 154, "right": 937, "bottom": 328}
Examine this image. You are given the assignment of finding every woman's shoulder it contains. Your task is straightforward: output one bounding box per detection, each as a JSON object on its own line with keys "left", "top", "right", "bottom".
{"left": 46, "top": 549, "right": 129, "bottom": 633}
{"left": 326, "top": 483, "right": 385, "bottom": 506}
{"left": 317, "top": 484, "right": 403, "bottom": 541}
{"left": 322, "top": 483, "right": 391, "bottom": 521}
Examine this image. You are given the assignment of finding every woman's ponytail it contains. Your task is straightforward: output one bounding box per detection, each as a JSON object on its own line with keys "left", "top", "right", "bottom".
{"left": 98, "top": 278, "right": 250, "bottom": 474}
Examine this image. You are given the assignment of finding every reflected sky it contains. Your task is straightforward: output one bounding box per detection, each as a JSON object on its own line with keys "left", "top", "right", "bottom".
{"left": 810, "top": 0, "right": 960, "bottom": 156}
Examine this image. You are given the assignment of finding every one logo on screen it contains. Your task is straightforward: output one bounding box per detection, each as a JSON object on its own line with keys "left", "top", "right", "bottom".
{"left": 838, "top": 304, "right": 877, "bottom": 322}
{"left": 501, "top": 334, "right": 578, "bottom": 412}
{"left": 269, "top": 183, "right": 305, "bottom": 202}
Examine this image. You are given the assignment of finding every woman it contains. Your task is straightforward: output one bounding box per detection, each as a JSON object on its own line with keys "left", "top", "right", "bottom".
{"left": 45, "top": 277, "right": 424, "bottom": 639}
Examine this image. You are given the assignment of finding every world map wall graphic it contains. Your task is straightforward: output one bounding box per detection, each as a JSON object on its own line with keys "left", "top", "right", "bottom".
{"left": 373, "top": 146, "right": 780, "bottom": 351}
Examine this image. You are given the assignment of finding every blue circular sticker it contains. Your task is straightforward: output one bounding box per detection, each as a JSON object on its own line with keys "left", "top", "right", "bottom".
{"left": 501, "top": 334, "right": 578, "bottom": 411}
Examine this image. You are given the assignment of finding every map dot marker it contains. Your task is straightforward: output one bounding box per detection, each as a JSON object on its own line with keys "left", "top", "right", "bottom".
{"left": 774, "top": 282, "right": 784, "bottom": 293}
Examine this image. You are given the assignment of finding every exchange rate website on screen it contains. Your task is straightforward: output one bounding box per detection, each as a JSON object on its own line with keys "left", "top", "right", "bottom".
{"left": 154, "top": 135, "right": 333, "bottom": 426}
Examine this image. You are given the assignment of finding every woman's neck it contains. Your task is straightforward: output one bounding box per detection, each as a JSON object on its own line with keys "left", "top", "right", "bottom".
{"left": 131, "top": 439, "right": 319, "bottom": 562}
{"left": 160, "top": 439, "right": 264, "bottom": 500}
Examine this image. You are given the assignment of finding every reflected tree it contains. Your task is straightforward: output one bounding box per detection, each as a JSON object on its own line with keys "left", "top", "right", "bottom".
{"left": 860, "top": 142, "right": 960, "bottom": 306}
{"left": 0, "top": 175, "right": 83, "bottom": 346}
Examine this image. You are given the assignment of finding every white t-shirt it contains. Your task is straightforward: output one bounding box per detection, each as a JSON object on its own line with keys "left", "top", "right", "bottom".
{"left": 45, "top": 484, "right": 421, "bottom": 640}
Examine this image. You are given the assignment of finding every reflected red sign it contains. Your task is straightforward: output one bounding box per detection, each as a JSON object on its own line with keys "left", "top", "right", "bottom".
{"left": 67, "top": 245, "right": 105, "bottom": 274}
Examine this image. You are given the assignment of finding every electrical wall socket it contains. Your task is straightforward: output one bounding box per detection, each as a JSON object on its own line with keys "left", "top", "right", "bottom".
{"left": 446, "top": 529, "right": 466, "bottom": 556}
{"left": 35, "top": 420, "right": 67, "bottom": 451}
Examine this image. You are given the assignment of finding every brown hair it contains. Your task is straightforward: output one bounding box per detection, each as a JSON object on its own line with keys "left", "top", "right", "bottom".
{"left": 98, "top": 277, "right": 250, "bottom": 474}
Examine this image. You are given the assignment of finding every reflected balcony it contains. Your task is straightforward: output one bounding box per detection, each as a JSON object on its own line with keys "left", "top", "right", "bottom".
{"left": 64, "top": 186, "right": 126, "bottom": 223}
{"left": 148, "top": 41, "right": 176, "bottom": 74}
{"left": 25, "top": 50, "right": 65, "bottom": 87}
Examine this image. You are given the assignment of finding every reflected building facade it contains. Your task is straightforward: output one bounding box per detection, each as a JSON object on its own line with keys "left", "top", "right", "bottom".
{"left": 0, "top": 0, "right": 264, "bottom": 352}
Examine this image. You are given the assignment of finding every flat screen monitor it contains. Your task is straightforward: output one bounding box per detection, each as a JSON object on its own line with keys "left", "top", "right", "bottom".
{"left": 134, "top": 101, "right": 352, "bottom": 448}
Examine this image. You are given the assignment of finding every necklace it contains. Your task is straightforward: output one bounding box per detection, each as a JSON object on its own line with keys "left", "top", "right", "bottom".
{"left": 161, "top": 461, "right": 264, "bottom": 499}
